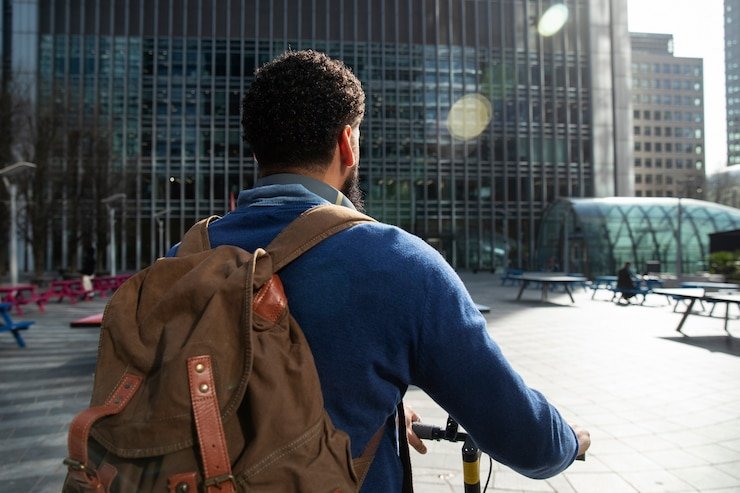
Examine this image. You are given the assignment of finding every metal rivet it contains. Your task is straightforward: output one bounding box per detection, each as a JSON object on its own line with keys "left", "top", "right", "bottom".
{"left": 195, "top": 363, "right": 205, "bottom": 373}
{"left": 176, "top": 482, "right": 189, "bottom": 493}
{"left": 199, "top": 383, "right": 209, "bottom": 393}
{"left": 113, "top": 397, "right": 121, "bottom": 405}
{"left": 124, "top": 382, "right": 132, "bottom": 390}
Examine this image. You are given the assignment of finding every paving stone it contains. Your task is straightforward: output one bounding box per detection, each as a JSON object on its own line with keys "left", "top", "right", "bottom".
{"left": 2, "top": 273, "right": 740, "bottom": 492}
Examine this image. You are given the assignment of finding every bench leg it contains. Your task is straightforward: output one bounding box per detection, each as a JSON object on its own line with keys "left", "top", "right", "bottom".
{"left": 516, "top": 281, "right": 528, "bottom": 300}
{"left": 11, "top": 329, "right": 26, "bottom": 348}
{"left": 676, "top": 299, "right": 697, "bottom": 334}
{"left": 564, "top": 285, "right": 575, "bottom": 303}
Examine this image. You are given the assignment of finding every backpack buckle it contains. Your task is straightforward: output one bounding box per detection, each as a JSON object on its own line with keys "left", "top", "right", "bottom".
{"left": 203, "top": 473, "right": 235, "bottom": 489}
{"left": 63, "top": 457, "right": 90, "bottom": 473}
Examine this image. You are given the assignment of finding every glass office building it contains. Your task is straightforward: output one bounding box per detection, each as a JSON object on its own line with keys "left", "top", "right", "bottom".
{"left": 629, "top": 33, "right": 705, "bottom": 199}
{"left": 4, "top": 0, "right": 632, "bottom": 273}
{"left": 728, "top": 0, "right": 740, "bottom": 165}
{"left": 537, "top": 197, "right": 740, "bottom": 277}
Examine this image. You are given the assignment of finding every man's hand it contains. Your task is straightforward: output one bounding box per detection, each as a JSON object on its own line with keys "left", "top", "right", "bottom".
{"left": 404, "top": 404, "right": 427, "bottom": 454}
{"left": 571, "top": 425, "right": 591, "bottom": 459}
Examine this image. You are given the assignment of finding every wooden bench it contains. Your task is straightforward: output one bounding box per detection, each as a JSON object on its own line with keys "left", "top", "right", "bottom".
{"left": 0, "top": 302, "right": 34, "bottom": 347}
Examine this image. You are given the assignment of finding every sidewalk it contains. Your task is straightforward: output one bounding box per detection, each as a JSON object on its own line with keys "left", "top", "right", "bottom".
{"left": 410, "top": 272, "right": 740, "bottom": 492}
{"left": 1, "top": 272, "right": 739, "bottom": 492}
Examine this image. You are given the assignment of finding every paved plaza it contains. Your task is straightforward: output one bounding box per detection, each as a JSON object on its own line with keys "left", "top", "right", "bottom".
{"left": 1, "top": 271, "right": 739, "bottom": 492}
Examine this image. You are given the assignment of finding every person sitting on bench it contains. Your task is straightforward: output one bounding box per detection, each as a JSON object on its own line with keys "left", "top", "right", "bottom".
{"left": 616, "top": 262, "right": 638, "bottom": 304}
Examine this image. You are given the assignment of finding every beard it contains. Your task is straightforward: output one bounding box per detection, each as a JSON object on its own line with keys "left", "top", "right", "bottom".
{"left": 341, "top": 167, "right": 365, "bottom": 213}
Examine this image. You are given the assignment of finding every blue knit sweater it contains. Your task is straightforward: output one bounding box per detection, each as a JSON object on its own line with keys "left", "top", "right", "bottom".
{"left": 197, "top": 183, "right": 577, "bottom": 491}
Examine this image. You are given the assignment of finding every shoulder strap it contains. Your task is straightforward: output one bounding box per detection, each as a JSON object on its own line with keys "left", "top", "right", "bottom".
{"left": 175, "top": 205, "right": 373, "bottom": 262}
{"left": 176, "top": 215, "right": 220, "bottom": 256}
{"left": 265, "top": 205, "right": 375, "bottom": 271}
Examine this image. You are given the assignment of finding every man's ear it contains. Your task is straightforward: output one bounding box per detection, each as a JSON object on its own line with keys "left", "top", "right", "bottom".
{"left": 338, "top": 125, "right": 356, "bottom": 168}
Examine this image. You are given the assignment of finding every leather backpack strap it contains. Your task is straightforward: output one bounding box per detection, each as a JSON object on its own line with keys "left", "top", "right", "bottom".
{"left": 64, "top": 373, "right": 143, "bottom": 491}
{"left": 176, "top": 215, "right": 220, "bottom": 256}
{"left": 187, "top": 355, "right": 236, "bottom": 493}
{"left": 352, "top": 424, "right": 385, "bottom": 488}
{"left": 353, "top": 403, "right": 414, "bottom": 491}
{"left": 266, "top": 205, "right": 375, "bottom": 271}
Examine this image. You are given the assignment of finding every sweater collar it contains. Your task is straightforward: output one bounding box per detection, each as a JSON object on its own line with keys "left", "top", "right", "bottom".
{"left": 254, "top": 173, "right": 356, "bottom": 210}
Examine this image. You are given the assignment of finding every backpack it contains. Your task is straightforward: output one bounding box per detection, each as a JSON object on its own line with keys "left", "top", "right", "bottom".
{"left": 62, "top": 204, "right": 384, "bottom": 493}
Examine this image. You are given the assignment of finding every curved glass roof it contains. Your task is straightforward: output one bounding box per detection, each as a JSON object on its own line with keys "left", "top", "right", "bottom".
{"left": 536, "top": 198, "right": 740, "bottom": 277}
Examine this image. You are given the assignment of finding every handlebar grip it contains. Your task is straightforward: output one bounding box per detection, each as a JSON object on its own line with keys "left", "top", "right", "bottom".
{"left": 412, "top": 422, "right": 443, "bottom": 440}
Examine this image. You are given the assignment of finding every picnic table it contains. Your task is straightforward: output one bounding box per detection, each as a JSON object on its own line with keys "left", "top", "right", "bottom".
{"left": 91, "top": 274, "right": 132, "bottom": 297}
{"left": 680, "top": 281, "right": 740, "bottom": 291}
{"left": 40, "top": 279, "right": 91, "bottom": 303}
{"left": 511, "top": 273, "right": 588, "bottom": 303}
{"left": 590, "top": 276, "right": 617, "bottom": 299}
{"left": 653, "top": 288, "right": 740, "bottom": 334}
{"left": 0, "top": 284, "right": 47, "bottom": 316}
{"left": 70, "top": 312, "right": 104, "bottom": 328}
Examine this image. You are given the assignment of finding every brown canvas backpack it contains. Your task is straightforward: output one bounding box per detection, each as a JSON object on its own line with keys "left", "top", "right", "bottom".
{"left": 62, "top": 205, "right": 383, "bottom": 493}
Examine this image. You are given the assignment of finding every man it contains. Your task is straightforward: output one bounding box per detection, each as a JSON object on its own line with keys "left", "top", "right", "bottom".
{"left": 617, "top": 262, "right": 637, "bottom": 304}
{"left": 192, "top": 50, "right": 589, "bottom": 490}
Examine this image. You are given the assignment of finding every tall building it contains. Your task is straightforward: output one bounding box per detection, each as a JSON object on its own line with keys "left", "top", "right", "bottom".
{"left": 629, "top": 33, "right": 705, "bottom": 198}
{"left": 2, "top": 0, "right": 631, "bottom": 274}
{"left": 728, "top": 0, "right": 740, "bottom": 166}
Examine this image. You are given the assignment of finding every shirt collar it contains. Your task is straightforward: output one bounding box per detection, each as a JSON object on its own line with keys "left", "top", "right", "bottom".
{"left": 254, "top": 173, "right": 356, "bottom": 210}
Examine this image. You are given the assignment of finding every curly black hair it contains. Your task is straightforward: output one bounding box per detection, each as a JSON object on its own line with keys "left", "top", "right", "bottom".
{"left": 241, "top": 50, "right": 365, "bottom": 171}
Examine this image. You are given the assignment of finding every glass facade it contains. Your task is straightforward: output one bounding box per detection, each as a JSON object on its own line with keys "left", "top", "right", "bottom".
{"left": 728, "top": 0, "right": 740, "bottom": 165}
{"left": 536, "top": 197, "right": 740, "bottom": 277}
{"left": 27, "top": 0, "right": 629, "bottom": 272}
{"left": 630, "top": 33, "right": 705, "bottom": 199}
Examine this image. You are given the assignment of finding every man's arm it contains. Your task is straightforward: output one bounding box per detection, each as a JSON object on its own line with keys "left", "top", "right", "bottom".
{"left": 408, "top": 251, "right": 586, "bottom": 479}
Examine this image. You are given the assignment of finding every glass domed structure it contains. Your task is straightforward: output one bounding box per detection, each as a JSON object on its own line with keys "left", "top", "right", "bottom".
{"left": 536, "top": 197, "right": 740, "bottom": 278}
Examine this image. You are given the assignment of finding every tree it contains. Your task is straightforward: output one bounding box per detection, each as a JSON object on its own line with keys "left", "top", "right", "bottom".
{"left": 1, "top": 79, "right": 121, "bottom": 277}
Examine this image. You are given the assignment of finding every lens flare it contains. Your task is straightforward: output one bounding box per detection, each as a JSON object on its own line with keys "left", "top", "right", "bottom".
{"left": 537, "top": 4, "right": 569, "bottom": 37}
{"left": 446, "top": 94, "right": 492, "bottom": 141}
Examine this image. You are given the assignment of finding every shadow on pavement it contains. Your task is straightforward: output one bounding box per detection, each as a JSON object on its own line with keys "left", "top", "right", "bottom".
{"left": 661, "top": 335, "right": 740, "bottom": 357}
{"left": 505, "top": 299, "right": 580, "bottom": 308}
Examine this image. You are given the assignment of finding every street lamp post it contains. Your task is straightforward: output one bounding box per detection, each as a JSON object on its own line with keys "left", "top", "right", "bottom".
{"left": 153, "top": 208, "right": 170, "bottom": 259}
{"left": 102, "top": 193, "right": 126, "bottom": 276}
{"left": 0, "top": 162, "right": 37, "bottom": 285}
